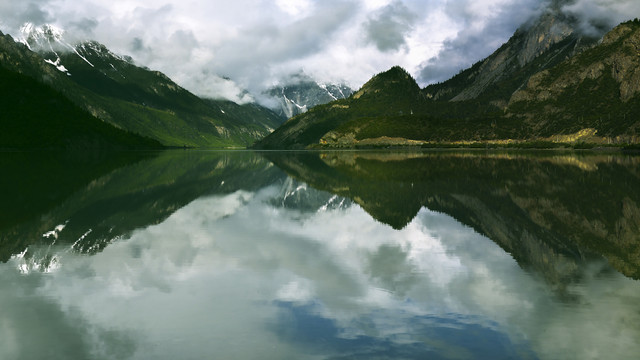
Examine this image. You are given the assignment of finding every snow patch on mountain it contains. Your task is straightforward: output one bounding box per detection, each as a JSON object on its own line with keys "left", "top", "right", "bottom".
{"left": 17, "top": 23, "right": 136, "bottom": 73}
{"left": 44, "top": 58, "right": 71, "bottom": 75}
{"left": 266, "top": 73, "right": 353, "bottom": 118}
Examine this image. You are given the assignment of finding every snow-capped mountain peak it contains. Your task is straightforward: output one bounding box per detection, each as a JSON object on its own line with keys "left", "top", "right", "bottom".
{"left": 15, "top": 23, "right": 134, "bottom": 75}
{"left": 18, "top": 23, "right": 78, "bottom": 75}
{"left": 19, "top": 23, "right": 67, "bottom": 51}
{"left": 266, "top": 72, "right": 353, "bottom": 119}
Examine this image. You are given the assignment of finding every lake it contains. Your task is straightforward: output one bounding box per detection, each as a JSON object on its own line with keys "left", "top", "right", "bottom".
{"left": 1, "top": 149, "right": 639, "bottom": 360}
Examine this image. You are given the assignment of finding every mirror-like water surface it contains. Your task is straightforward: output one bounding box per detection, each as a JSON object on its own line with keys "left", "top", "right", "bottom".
{"left": 1, "top": 150, "right": 639, "bottom": 360}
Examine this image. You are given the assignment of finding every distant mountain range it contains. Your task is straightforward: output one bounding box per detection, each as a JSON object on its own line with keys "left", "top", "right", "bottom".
{"left": 265, "top": 72, "right": 353, "bottom": 119}
{"left": 255, "top": 13, "right": 640, "bottom": 149}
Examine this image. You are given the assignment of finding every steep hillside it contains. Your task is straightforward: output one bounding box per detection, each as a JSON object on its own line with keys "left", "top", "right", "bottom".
{"left": 425, "top": 9, "right": 595, "bottom": 102}
{"left": 202, "top": 98, "right": 284, "bottom": 133}
{"left": 0, "top": 64, "right": 161, "bottom": 150}
{"left": 506, "top": 19, "right": 640, "bottom": 142}
{"left": 2, "top": 26, "right": 283, "bottom": 147}
{"left": 46, "top": 40, "right": 283, "bottom": 146}
{"left": 254, "top": 66, "right": 425, "bottom": 149}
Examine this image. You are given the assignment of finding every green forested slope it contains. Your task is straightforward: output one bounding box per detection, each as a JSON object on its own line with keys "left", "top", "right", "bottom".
{"left": 0, "top": 31, "right": 283, "bottom": 147}
{"left": 0, "top": 65, "right": 161, "bottom": 150}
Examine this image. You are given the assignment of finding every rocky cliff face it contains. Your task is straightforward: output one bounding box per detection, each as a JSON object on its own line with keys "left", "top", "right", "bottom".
{"left": 0, "top": 31, "right": 68, "bottom": 84}
{"left": 424, "top": 9, "right": 593, "bottom": 102}
{"left": 512, "top": 21, "right": 640, "bottom": 104}
{"left": 507, "top": 20, "right": 640, "bottom": 141}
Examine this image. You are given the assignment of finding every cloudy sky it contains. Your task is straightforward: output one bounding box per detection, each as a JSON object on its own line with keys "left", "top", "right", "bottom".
{"left": 1, "top": 0, "right": 638, "bottom": 103}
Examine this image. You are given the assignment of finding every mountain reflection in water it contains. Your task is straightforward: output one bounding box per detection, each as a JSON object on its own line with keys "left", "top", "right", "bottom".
{"left": 0, "top": 150, "right": 639, "bottom": 360}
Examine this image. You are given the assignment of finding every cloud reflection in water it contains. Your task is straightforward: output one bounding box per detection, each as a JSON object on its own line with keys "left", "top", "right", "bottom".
{"left": 1, "top": 184, "right": 639, "bottom": 359}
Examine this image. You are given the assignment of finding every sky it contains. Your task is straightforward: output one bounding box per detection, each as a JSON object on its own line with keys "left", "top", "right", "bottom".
{"left": 1, "top": 0, "right": 639, "bottom": 104}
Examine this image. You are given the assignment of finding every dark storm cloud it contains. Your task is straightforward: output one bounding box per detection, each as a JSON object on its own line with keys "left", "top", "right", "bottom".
{"left": 0, "top": 1, "right": 52, "bottom": 30}
{"left": 21, "top": 2, "right": 51, "bottom": 25}
{"left": 418, "top": 0, "right": 541, "bottom": 84}
{"left": 364, "top": 1, "right": 418, "bottom": 52}
{"left": 418, "top": 33, "right": 494, "bottom": 85}
{"left": 130, "top": 37, "right": 145, "bottom": 52}
{"left": 561, "top": 0, "right": 640, "bottom": 36}
{"left": 418, "top": 0, "right": 640, "bottom": 85}
{"left": 68, "top": 17, "right": 99, "bottom": 35}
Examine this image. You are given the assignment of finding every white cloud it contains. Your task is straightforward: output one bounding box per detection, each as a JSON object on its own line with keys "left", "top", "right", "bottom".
{"left": 276, "top": 0, "right": 314, "bottom": 17}
{"left": 1, "top": 0, "right": 636, "bottom": 104}
{"left": 562, "top": 0, "right": 640, "bottom": 35}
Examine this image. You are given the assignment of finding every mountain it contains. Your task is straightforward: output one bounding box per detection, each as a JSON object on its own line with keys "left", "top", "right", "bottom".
{"left": 424, "top": 8, "right": 595, "bottom": 102}
{"left": 506, "top": 19, "right": 640, "bottom": 141}
{"left": 255, "top": 66, "right": 424, "bottom": 149}
{"left": 265, "top": 72, "right": 353, "bottom": 119}
{"left": 255, "top": 17, "right": 640, "bottom": 149}
{"left": 0, "top": 59, "right": 161, "bottom": 150}
{"left": 4, "top": 24, "right": 284, "bottom": 148}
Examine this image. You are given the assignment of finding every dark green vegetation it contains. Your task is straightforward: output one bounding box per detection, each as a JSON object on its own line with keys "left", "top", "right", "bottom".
{"left": 255, "top": 19, "right": 640, "bottom": 149}
{"left": 265, "top": 150, "right": 640, "bottom": 282}
{"left": 47, "top": 42, "right": 284, "bottom": 147}
{"left": 255, "top": 66, "right": 427, "bottom": 149}
{"left": 0, "top": 31, "right": 284, "bottom": 148}
{"left": 0, "top": 150, "right": 283, "bottom": 262}
{"left": 0, "top": 65, "right": 161, "bottom": 150}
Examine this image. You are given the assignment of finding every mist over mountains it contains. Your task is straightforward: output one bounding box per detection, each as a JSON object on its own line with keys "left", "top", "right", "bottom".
{"left": 255, "top": 10, "right": 640, "bottom": 149}
{"left": 5, "top": 0, "right": 637, "bottom": 105}
{"left": 2, "top": 1, "right": 639, "bottom": 150}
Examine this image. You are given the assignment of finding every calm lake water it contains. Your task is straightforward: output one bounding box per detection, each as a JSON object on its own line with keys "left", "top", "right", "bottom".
{"left": 1, "top": 149, "right": 639, "bottom": 360}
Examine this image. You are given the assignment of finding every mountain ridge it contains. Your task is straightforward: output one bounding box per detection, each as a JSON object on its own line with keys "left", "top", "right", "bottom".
{"left": 424, "top": 9, "right": 595, "bottom": 102}
{"left": 3, "top": 25, "right": 285, "bottom": 148}
{"left": 254, "top": 17, "right": 640, "bottom": 149}
{"left": 265, "top": 72, "right": 353, "bottom": 119}
{"left": 254, "top": 66, "right": 424, "bottom": 149}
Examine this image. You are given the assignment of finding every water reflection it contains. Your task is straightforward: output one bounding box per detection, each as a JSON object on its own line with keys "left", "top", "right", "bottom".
{"left": 0, "top": 150, "right": 639, "bottom": 359}
{"left": 0, "top": 150, "right": 281, "bottom": 267}
{"left": 265, "top": 150, "right": 640, "bottom": 281}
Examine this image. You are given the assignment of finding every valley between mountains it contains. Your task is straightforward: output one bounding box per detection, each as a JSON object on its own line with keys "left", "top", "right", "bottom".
{"left": 1, "top": 10, "right": 639, "bottom": 150}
